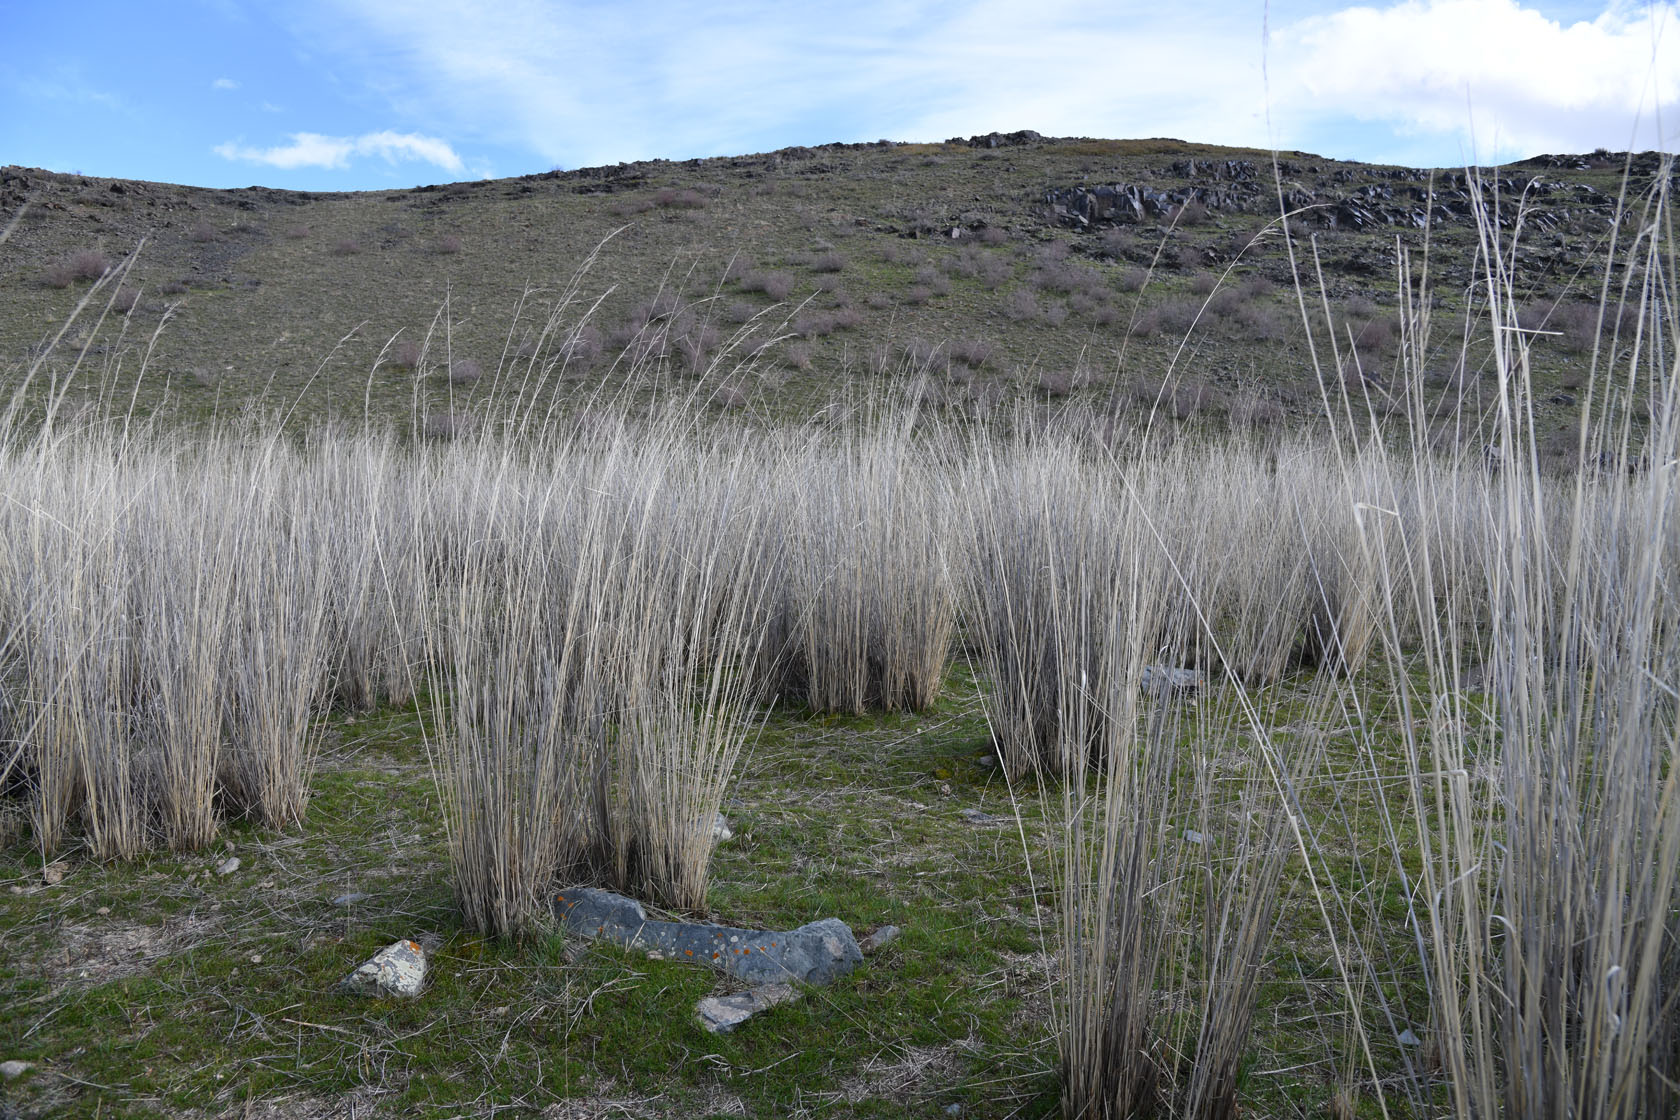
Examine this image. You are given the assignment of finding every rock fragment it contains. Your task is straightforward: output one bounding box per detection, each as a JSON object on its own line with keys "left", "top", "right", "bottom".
{"left": 554, "top": 887, "right": 862, "bottom": 986}
{"left": 0, "top": 1060, "right": 34, "bottom": 1080}
{"left": 695, "top": 983, "right": 801, "bottom": 1032}
{"left": 41, "top": 862, "right": 68, "bottom": 886}
{"left": 215, "top": 857, "right": 240, "bottom": 876}
{"left": 860, "top": 925, "right": 900, "bottom": 954}
{"left": 340, "top": 939, "right": 427, "bottom": 998}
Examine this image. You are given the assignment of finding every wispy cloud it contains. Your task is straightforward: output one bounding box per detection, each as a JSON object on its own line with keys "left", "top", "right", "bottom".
{"left": 212, "top": 77, "right": 240, "bottom": 91}
{"left": 279, "top": 0, "right": 1676, "bottom": 173}
{"left": 1269, "top": 0, "right": 1680, "bottom": 159}
{"left": 214, "top": 129, "right": 463, "bottom": 171}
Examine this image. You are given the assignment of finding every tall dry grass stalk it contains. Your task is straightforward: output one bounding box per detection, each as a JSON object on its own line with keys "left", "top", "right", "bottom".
{"left": 1333, "top": 161, "right": 1680, "bottom": 1117}
{"left": 759, "top": 410, "right": 960, "bottom": 713}
{"left": 428, "top": 418, "right": 773, "bottom": 936}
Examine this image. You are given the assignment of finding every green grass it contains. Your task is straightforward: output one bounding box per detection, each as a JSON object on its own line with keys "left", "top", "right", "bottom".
{"left": 1, "top": 655, "right": 1490, "bottom": 1119}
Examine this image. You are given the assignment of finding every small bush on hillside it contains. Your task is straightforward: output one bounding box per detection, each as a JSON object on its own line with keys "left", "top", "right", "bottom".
{"left": 434, "top": 235, "right": 463, "bottom": 254}
{"left": 979, "top": 226, "right": 1009, "bottom": 245}
{"left": 391, "top": 339, "right": 423, "bottom": 369}
{"left": 112, "top": 287, "right": 139, "bottom": 315}
{"left": 189, "top": 220, "right": 219, "bottom": 243}
{"left": 448, "top": 358, "right": 483, "bottom": 384}
{"left": 1116, "top": 267, "right": 1148, "bottom": 293}
{"left": 332, "top": 238, "right": 362, "bottom": 256}
{"left": 740, "top": 270, "right": 794, "bottom": 300}
{"left": 1003, "top": 288, "right": 1040, "bottom": 322}
{"left": 654, "top": 187, "right": 707, "bottom": 209}
{"left": 809, "top": 250, "right": 846, "bottom": 273}
{"left": 41, "top": 249, "right": 110, "bottom": 288}
{"left": 284, "top": 224, "right": 311, "bottom": 240}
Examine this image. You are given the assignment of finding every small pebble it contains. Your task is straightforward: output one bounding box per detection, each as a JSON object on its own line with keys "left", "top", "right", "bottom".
{"left": 215, "top": 857, "right": 240, "bottom": 877}
{"left": 332, "top": 892, "right": 370, "bottom": 907}
{"left": 860, "top": 925, "right": 901, "bottom": 954}
{"left": 249, "top": 953, "right": 263, "bottom": 964}
{"left": 1398, "top": 1028, "right": 1422, "bottom": 1047}
{"left": 9, "top": 885, "right": 23, "bottom": 895}
{"left": 0, "top": 1060, "right": 35, "bottom": 1080}
{"left": 42, "top": 862, "right": 68, "bottom": 886}
{"left": 96, "top": 906, "right": 110, "bottom": 916}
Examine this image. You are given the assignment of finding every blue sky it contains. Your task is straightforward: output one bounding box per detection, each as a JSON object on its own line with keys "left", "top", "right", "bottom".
{"left": 4, "top": 1, "right": 1676, "bottom": 190}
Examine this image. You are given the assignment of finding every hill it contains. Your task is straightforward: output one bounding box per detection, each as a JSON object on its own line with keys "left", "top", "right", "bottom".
{"left": 1, "top": 134, "right": 1670, "bottom": 451}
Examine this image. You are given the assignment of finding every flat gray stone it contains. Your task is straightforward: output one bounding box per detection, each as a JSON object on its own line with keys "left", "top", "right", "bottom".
{"left": 340, "top": 939, "right": 427, "bottom": 998}
{"left": 553, "top": 887, "right": 862, "bottom": 986}
{"left": 695, "top": 983, "right": 801, "bottom": 1032}
{"left": 1141, "top": 665, "right": 1203, "bottom": 695}
{"left": 860, "top": 925, "right": 900, "bottom": 954}
{"left": 0, "top": 1060, "right": 34, "bottom": 1081}
{"left": 958, "top": 808, "right": 1009, "bottom": 825}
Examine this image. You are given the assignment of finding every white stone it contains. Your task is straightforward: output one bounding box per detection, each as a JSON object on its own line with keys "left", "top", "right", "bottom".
{"left": 695, "top": 984, "right": 800, "bottom": 1032}
{"left": 341, "top": 939, "right": 427, "bottom": 998}
{"left": 0, "top": 1060, "right": 34, "bottom": 1080}
{"left": 215, "top": 857, "right": 240, "bottom": 876}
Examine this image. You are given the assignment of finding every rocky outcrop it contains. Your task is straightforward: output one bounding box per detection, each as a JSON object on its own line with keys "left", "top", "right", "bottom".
{"left": 553, "top": 886, "right": 863, "bottom": 987}
{"left": 1044, "top": 162, "right": 1625, "bottom": 234}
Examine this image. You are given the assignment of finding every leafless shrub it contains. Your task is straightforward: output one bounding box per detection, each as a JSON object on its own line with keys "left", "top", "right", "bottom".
{"left": 189, "top": 220, "right": 219, "bottom": 243}
{"left": 434, "top": 234, "right": 464, "bottom": 254}
{"left": 903, "top": 286, "right": 933, "bottom": 306}
{"left": 784, "top": 341, "right": 813, "bottom": 370}
{"left": 391, "top": 339, "right": 424, "bottom": 369}
{"left": 41, "top": 249, "right": 111, "bottom": 288}
{"left": 979, "top": 225, "right": 1009, "bottom": 245}
{"left": 332, "top": 238, "right": 362, "bottom": 256}
{"left": 1189, "top": 271, "right": 1218, "bottom": 296}
{"left": 740, "top": 270, "right": 794, "bottom": 300}
{"left": 448, "top": 358, "right": 483, "bottom": 384}
{"left": 112, "top": 287, "right": 140, "bottom": 315}
{"left": 809, "top": 250, "right": 846, "bottom": 273}
{"left": 721, "top": 299, "right": 756, "bottom": 324}
{"left": 1003, "top": 288, "right": 1040, "bottom": 321}
{"left": 653, "top": 187, "right": 707, "bottom": 209}
{"left": 949, "top": 338, "right": 993, "bottom": 368}
{"left": 1116, "top": 267, "right": 1148, "bottom": 293}
{"left": 284, "top": 224, "right": 311, "bottom": 240}
{"left": 866, "top": 291, "right": 892, "bottom": 310}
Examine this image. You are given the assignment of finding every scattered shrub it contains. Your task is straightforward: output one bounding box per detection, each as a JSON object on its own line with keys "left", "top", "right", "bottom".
{"left": 979, "top": 226, "right": 1009, "bottom": 245}
{"left": 111, "top": 287, "right": 139, "bottom": 315}
{"left": 284, "top": 225, "right": 311, "bottom": 240}
{"left": 332, "top": 238, "right": 362, "bottom": 256}
{"left": 189, "top": 220, "right": 219, "bottom": 243}
{"left": 784, "top": 341, "right": 813, "bottom": 370}
{"left": 434, "top": 235, "right": 464, "bottom": 254}
{"left": 740, "top": 270, "right": 794, "bottom": 300}
{"left": 1116, "top": 267, "right": 1148, "bottom": 293}
{"left": 865, "top": 291, "right": 893, "bottom": 310}
{"left": 1003, "top": 288, "right": 1040, "bottom": 321}
{"left": 41, "top": 249, "right": 110, "bottom": 288}
{"left": 653, "top": 187, "right": 707, "bottom": 209}
{"left": 448, "top": 358, "right": 483, "bottom": 384}
{"left": 903, "top": 286, "right": 933, "bottom": 306}
{"left": 809, "top": 250, "right": 846, "bottom": 273}
{"left": 1190, "top": 271, "right": 1218, "bottom": 296}
{"left": 949, "top": 338, "right": 993, "bottom": 368}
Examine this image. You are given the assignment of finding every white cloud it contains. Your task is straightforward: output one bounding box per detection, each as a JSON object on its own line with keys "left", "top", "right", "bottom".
{"left": 212, "top": 77, "right": 240, "bottom": 90}
{"left": 214, "top": 129, "right": 464, "bottom": 171}
{"left": 281, "top": 1, "right": 1676, "bottom": 171}
{"left": 1269, "top": 1, "right": 1680, "bottom": 159}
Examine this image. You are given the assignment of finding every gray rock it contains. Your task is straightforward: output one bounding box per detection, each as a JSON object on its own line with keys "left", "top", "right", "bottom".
{"left": 215, "top": 857, "right": 240, "bottom": 877}
{"left": 41, "top": 862, "right": 68, "bottom": 886}
{"left": 1398, "top": 1028, "right": 1422, "bottom": 1047}
{"left": 553, "top": 886, "right": 863, "bottom": 987}
{"left": 711, "top": 813, "right": 733, "bottom": 842}
{"left": 340, "top": 939, "right": 427, "bottom": 998}
{"left": 1141, "top": 665, "right": 1203, "bottom": 696}
{"left": 695, "top": 983, "right": 801, "bottom": 1032}
{"left": 332, "top": 892, "right": 371, "bottom": 906}
{"left": 860, "top": 925, "right": 900, "bottom": 954}
{"left": 0, "top": 1060, "right": 34, "bottom": 1080}
{"left": 958, "top": 808, "right": 1009, "bottom": 825}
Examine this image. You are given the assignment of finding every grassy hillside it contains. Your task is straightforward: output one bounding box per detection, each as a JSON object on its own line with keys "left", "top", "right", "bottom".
{"left": 2, "top": 135, "right": 1663, "bottom": 450}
